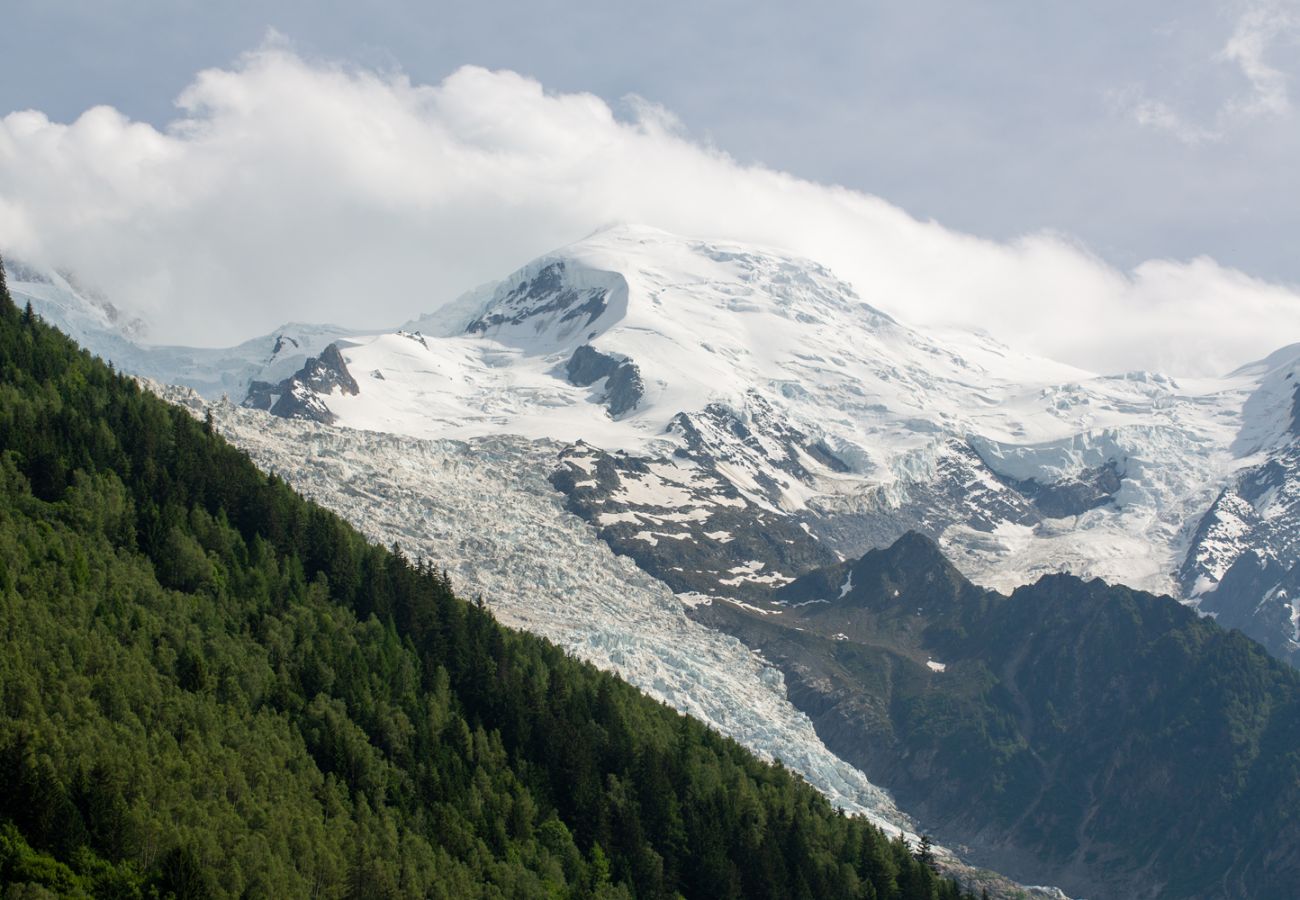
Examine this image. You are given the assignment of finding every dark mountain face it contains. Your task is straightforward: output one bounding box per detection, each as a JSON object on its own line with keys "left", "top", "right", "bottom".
{"left": 694, "top": 532, "right": 1300, "bottom": 899}
{"left": 465, "top": 260, "right": 610, "bottom": 337}
{"left": 549, "top": 443, "right": 838, "bottom": 601}
{"left": 1174, "top": 373, "right": 1300, "bottom": 670}
{"left": 1181, "top": 442, "right": 1300, "bottom": 668}
{"left": 242, "top": 341, "right": 359, "bottom": 424}
{"left": 565, "top": 344, "right": 644, "bottom": 417}
{"left": 1001, "top": 458, "right": 1123, "bottom": 519}
{"left": 1196, "top": 550, "right": 1300, "bottom": 666}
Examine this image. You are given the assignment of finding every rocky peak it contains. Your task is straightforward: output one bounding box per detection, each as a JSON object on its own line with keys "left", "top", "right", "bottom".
{"left": 565, "top": 345, "right": 643, "bottom": 417}
{"left": 465, "top": 260, "right": 615, "bottom": 346}
{"left": 242, "top": 341, "right": 359, "bottom": 424}
{"left": 777, "top": 531, "right": 978, "bottom": 620}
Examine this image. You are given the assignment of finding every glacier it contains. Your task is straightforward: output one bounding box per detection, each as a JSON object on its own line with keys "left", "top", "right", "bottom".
{"left": 160, "top": 386, "right": 912, "bottom": 830}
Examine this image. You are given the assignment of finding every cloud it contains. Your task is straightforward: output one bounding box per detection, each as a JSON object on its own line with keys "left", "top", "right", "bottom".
{"left": 1, "top": 41, "right": 1298, "bottom": 376}
{"left": 1217, "top": 1, "right": 1298, "bottom": 118}
{"left": 1122, "top": 1, "right": 1299, "bottom": 143}
{"left": 1114, "top": 88, "right": 1221, "bottom": 144}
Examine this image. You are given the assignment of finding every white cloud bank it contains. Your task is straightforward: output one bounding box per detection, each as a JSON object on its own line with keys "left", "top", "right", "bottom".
{"left": 1, "top": 41, "right": 1297, "bottom": 375}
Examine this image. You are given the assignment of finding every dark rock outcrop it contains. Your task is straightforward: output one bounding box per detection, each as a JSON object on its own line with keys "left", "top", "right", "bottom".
{"left": 666, "top": 392, "right": 849, "bottom": 506}
{"left": 1289, "top": 381, "right": 1300, "bottom": 438}
{"left": 565, "top": 344, "right": 643, "bottom": 417}
{"left": 1196, "top": 551, "right": 1300, "bottom": 666}
{"left": 467, "top": 261, "right": 609, "bottom": 335}
{"left": 1179, "top": 441, "right": 1300, "bottom": 667}
{"left": 243, "top": 379, "right": 279, "bottom": 411}
{"left": 1005, "top": 459, "right": 1124, "bottom": 519}
{"left": 241, "top": 342, "right": 359, "bottom": 424}
{"left": 549, "top": 443, "right": 837, "bottom": 602}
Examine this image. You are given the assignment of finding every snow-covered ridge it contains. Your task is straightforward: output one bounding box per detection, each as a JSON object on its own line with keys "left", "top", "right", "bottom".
{"left": 6, "top": 262, "right": 367, "bottom": 399}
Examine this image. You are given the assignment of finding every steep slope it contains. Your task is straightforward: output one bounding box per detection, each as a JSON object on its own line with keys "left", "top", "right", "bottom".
{"left": 1177, "top": 345, "right": 1300, "bottom": 663}
{"left": 694, "top": 532, "right": 1300, "bottom": 899}
{"left": 0, "top": 265, "right": 979, "bottom": 898}
{"left": 159, "top": 389, "right": 907, "bottom": 830}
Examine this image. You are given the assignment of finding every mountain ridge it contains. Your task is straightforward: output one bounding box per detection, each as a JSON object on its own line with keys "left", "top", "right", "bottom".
{"left": 693, "top": 531, "right": 1300, "bottom": 898}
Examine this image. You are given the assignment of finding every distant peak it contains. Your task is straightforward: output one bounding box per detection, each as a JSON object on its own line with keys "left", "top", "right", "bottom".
{"left": 1231, "top": 341, "right": 1300, "bottom": 376}
{"left": 847, "top": 531, "right": 970, "bottom": 596}
{"left": 853, "top": 531, "right": 950, "bottom": 571}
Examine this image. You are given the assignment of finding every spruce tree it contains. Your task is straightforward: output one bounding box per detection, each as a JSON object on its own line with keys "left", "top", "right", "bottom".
{"left": 917, "top": 833, "right": 936, "bottom": 871}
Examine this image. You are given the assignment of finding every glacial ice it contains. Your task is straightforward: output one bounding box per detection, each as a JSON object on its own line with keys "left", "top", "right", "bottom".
{"left": 167, "top": 389, "right": 912, "bottom": 833}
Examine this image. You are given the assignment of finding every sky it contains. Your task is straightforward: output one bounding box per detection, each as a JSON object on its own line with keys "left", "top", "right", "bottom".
{"left": 1, "top": 0, "right": 1298, "bottom": 375}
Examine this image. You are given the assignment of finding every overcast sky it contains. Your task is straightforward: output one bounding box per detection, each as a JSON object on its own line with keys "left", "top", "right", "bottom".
{"left": 1, "top": 0, "right": 1299, "bottom": 374}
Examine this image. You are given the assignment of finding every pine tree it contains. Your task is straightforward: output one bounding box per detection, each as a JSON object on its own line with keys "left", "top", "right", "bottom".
{"left": 917, "top": 833, "right": 936, "bottom": 871}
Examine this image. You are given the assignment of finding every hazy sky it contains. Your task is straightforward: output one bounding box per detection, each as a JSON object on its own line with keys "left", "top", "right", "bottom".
{"left": 1, "top": 0, "right": 1299, "bottom": 373}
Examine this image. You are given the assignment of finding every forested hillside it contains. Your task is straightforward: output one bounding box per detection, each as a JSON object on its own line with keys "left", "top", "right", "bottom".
{"left": 0, "top": 259, "right": 975, "bottom": 898}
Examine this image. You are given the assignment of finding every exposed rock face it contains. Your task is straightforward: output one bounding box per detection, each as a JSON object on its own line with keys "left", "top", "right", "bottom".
{"left": 271, "top": 333, "right": 300, "bottom": 356}
{"left": 242, "top": 342, "right": 359, "bottom": 424}
{"left": 602, "top": 365, "right": 643, "bottom": 417}
{"left": 667, "top": 391, "right": 849, "bottom": 506}
{"left": 1004, "top": 458, "right": 1123, "bottom": 519}
{"left": 565, "top": 345, "right": 644, "bottom": 417}
{"left": 916, "top": 441, "right": 1041, "bottom": 533}
{"left": 268, "top": 384, "right": 337, "bottom": 424}
{"left": 1180, "top": 440, "right": 1300, "bottom": 665}
{"left": 466, "top": 261, "right": 609, "bottom": 335}
{"left": 565, "top": 343, "right": 620, "bottom": 385}
{"left": 549, "top": 443, "right": 838, "bottom": 601}
{"left": 807, "top": 440, "right": 1104, "bottom": 562}
{"left": 1197, "top": 552, "right": 1300, "bottom": 666}
{"left": 1289, "top": 381, "right": 1300, "bottom": 438}
{"left": 242, "top": 380, "right": 280, "bottom": 411}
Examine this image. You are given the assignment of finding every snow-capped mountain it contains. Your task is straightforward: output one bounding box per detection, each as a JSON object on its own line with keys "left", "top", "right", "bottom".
{"left": 8, "top": 226, "right": 1298, "bottom": 666}
{"left": 158, "top": 388, "right": 908, "bottom": 826}
{"left": 151, "top": 383, "right": 1071, "bottom": 897}
{"left": 241, "top": 226, "right": 1255, "bottom": 602}
{"left": 28, "top": 228, "right": 1300, "bottom": 898}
